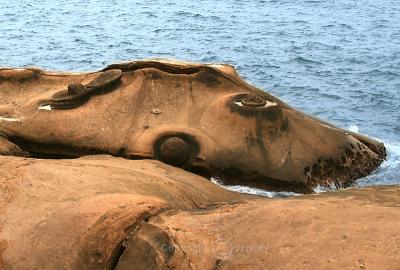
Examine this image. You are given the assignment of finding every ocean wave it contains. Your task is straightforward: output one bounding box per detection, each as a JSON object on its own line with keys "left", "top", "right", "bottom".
{"left": 1, "top": 0, "right": 399, "bottom": 197}
{"left": 292, "top": 56, "right": 323, "bottom": 65}
{"left": 355, "top": 139, "right": 400, "bottom": 187}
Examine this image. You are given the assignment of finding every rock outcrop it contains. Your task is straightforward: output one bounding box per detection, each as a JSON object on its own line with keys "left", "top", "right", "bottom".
{"left": 0, "top": 60, "right": 386, "bottom": 192}
{"left": 0, "top": 155, "right": 399, "bottom": 269}
{"left": 0, "top": 60, "right": 394, "bottom": 269}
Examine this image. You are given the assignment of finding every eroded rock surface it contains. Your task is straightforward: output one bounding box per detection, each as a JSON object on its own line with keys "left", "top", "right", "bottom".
{"left": 0, "top": 155, "right": 241, "bottom": 270}
{"left": 0, "top": 60, "right": 386, "bottom": 192}
{"left": 0, "top": 60, "right": 394, "bottom": 269}
{"left": 0, "top": 155, "right": 399, "bottom": 270}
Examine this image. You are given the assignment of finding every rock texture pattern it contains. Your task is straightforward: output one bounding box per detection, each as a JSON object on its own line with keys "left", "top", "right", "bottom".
{"left": 0, "top": 60, "right": 386, "bottom": 192}
{"left": 0, "top": 60, "right": 394, "bottom": 269}
{"left": 0, "top": 155, "right": 399, "bottom": 269}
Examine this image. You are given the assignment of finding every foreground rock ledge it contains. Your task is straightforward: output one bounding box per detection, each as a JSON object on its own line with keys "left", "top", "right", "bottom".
{"left": 0, "top": 155, "right": 399, "bottom": 270}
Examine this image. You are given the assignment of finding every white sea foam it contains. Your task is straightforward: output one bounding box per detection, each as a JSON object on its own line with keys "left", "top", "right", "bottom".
{"left": 348, "top": 124, "right": 360, "bottom": 133}
{"left": 355, "top": 140, "right": 400, "bottom": 187}
{"left": 346, "top": 125, "right": 400, "bottom": 187}
{"left": 210, "top": 177, "right": 302, "bottom": 198}
{"left": 313, "top": 183, "right": 338, "bottom": 193}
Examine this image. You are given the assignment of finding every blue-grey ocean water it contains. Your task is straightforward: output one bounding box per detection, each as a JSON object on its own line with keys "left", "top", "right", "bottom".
{"left": 1, "top": 0, "right": 399, "bottom": 196}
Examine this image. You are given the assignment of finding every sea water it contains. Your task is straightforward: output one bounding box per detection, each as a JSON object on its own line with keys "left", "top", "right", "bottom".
{"left": 1, "top": 0, "right": 399, "bottom": 197}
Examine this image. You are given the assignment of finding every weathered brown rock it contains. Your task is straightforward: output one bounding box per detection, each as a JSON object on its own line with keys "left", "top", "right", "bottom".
{"left": 0, "top": 60, "right": 386, "bottom": 192}
{"left": 0, "top": 60, "right": 394, "bottom": 269}
{"left": 0, "top": 155, "right": 399, "bottom": 269}
{"left": 0, "top": 155, "right": 241, "bottom": 270}
{"left": 129, "top": 185, "right": 400, "bottom": 270}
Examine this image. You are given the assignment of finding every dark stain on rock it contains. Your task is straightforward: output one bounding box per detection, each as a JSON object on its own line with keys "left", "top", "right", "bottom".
{"left": 148, "top": 70, "right": 162, "bottom": 80}
{"left": 306, "top": 145, "right": 382, "bottom": 190}
{"left": 195, "top": 70, "right": 221, "bottom": 87}
{"left": 0, "top": 69, "right": 40, "bottom": 83}
{"left": 189, "top": 80, "right": 195, "bottom": 102}
{"left": 255, "top": 112, "right": 269, "bottom": 159}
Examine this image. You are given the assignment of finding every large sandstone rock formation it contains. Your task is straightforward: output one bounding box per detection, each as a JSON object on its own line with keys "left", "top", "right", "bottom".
{"left": 0, "top": 60, "right": 386, "bottom": 192}
{"left": 0, "top": 60, "right": 395, "bottom": 269}
{"left": 0, "top": 155, "right": 399, "bottom": 269}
